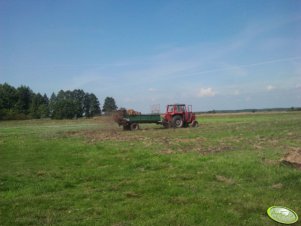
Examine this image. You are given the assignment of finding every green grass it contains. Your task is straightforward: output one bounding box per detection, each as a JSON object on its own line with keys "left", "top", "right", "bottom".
{"left": 1, "top": 112, "right": 301, "bottom": 225}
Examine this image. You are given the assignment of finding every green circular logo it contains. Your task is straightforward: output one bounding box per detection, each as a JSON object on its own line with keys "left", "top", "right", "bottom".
{"left": 267, "top": 206, "right": 298, "bottom": 224}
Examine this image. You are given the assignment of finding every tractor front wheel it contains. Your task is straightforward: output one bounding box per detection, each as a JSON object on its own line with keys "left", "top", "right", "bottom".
{"left": 172, "top": 115, "right": 183, "bottom": 128}
{"left": 191, "top": 120, "right": 199, "bottom": 127}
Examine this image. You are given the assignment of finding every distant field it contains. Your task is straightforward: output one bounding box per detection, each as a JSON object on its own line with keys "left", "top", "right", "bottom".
{"left": 1, "top": 112, "right": 301, "bottom": 226}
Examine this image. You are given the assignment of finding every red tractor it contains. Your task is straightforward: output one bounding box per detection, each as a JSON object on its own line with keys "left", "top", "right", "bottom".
{"left": 162, "top": 104, "right": 198, "bottom": 128}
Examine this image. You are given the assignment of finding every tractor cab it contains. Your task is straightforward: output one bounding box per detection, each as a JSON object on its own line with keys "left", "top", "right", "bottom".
{"left": 167, "top": 104, "right": 186, "bottom": 113}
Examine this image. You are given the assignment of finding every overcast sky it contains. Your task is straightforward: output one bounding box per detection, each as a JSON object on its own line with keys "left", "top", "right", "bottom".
{"left": 1, "top": 0, "right": 300, "bottom": 112}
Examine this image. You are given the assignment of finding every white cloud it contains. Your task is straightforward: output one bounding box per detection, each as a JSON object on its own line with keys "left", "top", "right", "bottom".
{"left": 197, "top": 87, "right": 216, "bottom": 97}
{"left": 266, "top": 85, "right": 275, "bottom": 91}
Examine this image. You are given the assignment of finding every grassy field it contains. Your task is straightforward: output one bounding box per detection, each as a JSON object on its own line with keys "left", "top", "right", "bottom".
{"left": 0, "top": 112, "right": 301, "bottom": 226}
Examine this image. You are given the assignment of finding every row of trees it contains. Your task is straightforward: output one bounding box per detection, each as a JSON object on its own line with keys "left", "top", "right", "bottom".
{"left": 0, "top": 83, "right": 118, "bottom": 120}
{"left": 49, "top": 90, "right": 101, "bottom": 119}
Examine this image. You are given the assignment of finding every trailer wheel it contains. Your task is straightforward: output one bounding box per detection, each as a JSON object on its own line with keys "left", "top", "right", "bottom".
{"left": 123, "top": 124, "right": 131, "bottom": 130}
{"left": 191, "top": 120, "right": 199, "bottom": 127}
{"left": 130, "top": 123, "right": 139, "bottom": 130}
{"left": 172, "top": 115, "right": 183, "bottom": 128}
{"left": 162, "top": 120, "right": 169, "bottom": 128}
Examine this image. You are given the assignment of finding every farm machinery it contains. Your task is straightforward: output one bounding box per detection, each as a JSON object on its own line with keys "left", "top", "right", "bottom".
{"left": 113, "top": 104, "right": 198, "bottom": 130}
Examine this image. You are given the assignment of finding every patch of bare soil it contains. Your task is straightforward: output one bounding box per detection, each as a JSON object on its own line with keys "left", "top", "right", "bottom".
{"left": 281, "top": 147, "right": 301, "bottom": 170}
{"left": 160, "top": 149, "right": 175, "bottom": 155}
{"left": 66, "top": 129, "right": 143, "bottom": 142}
{"left": 215, "top": 175, "right": 235, "bottom": 185}
{"left": 124, "top": 191, "right": 141, "bottom": 198}
{"left": 66, "top": 128, "right": 235, "bottom": 155}
{"left": 67, "top": 129, "right": 204, "bottom": 144}
{"left": 262, "top": 158, "right": 278, "bottom": 166}
{"left": 193, "top": 145, "right": 233, "bottom": 155}
{"left": 272, "top": 183, "right": 283, "bottom": 189}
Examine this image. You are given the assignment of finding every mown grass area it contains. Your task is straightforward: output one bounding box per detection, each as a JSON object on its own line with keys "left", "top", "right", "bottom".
{"left": 0, "top": 112, "right": 301, "bottom": 225}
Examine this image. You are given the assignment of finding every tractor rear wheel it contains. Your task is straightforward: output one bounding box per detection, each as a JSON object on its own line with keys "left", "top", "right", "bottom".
{"left": 172, "top": 115, "right": 183, "bottom": 128}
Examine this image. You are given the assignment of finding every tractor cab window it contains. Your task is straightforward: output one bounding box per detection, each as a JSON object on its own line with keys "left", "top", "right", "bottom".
{"left": 176, "top": 105, "right": 185, "bottom": 112}
{"left": 167, "top": 105, "right": 174, "bottom": 112}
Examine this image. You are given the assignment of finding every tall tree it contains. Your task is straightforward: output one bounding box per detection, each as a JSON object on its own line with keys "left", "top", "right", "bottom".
{"left": 0, "top": 83, "right": 18, "bottom": 119}
{"left": 39, "top": 94, "right": 50, "bottom": 118}
{"left": 102, "top": 97, "right": 117, "bottom": 114}
{"left": 89, "top": 93, "right": 101, "bottom": 116}
{"left": 49, "top": 92, "right": 57, "bottom": 118}
{"left": 30, "top": 93, "right": 44, "bottom": 118}
{"left": 0, "top": 83, "right": 18, "bottom": 110}
{"left": 15, "top": 86, "right": 33, "bottom": 115}
{"left": 51, "top": 90, "right": 78, "bottom": 119}
{"left": 83, "top": 93, "right": 101, "bottom": 117}
{"left": 29, "top": 93, "right": 49, "bottom": 118}
{"left": 72, "top": 89, "right": 85, "bottom": 118}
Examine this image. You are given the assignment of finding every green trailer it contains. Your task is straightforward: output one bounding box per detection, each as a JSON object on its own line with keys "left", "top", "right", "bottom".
{"left": 122, "top": 114, "right": 162, "bottom": 130}
{"left": 113, "top": 110, "right": 162, "bottom": 130}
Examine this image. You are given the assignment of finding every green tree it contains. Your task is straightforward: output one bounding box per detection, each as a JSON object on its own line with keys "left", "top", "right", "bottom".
{"left": 40, "top": 94, "right": 50, "bottom": 118}
{"left": 0, "top": 83, "right": 18, "bottom": 109}
{"left": 89, "top": 94, "right": 101, "bottom": 116}
{"left": 57, "top": 99, "right": 77, "bottom": 119}
{"left": 102, "top": 97, "right": 117, "bottom": 114}
{"left": 83, "top": 93, "right": 91, "bottom": 117}
{"left": 29, "top": 93, "right": 49, "bottom": 118}
{"left": 0, "top": 83, "right": 18, "bottom": 119}
{"left": 72, "top": 89, "right": 85, "bottom": 118}
{"left": 15, "top": 85, "right": 33, "bottom": 115}
{"left": 83, "top": 93, "right": 101, "bottom": 117}
{"left": 51, "top": 90, "right": 67, "bottom": 119}
{"left": 51, "top": 90, "right": 79, "bottom": 119}
{"left": 0, "top": 83, "right": 99, "bottom": 120}
{"left": 49, "top": 92, "right": 57, "bottom": 118}
{"left": 30, "top": 93, "right": 44, "bottom": 118}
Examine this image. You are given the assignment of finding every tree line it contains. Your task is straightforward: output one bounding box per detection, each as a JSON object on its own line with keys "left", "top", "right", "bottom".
{"left": 0, "top": 83, "right": 118, "bottom": 120}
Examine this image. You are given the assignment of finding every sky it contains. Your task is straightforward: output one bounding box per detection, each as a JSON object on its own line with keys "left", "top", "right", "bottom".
{"left": 1, "top": 0, "right": 301, "bottom": 112}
